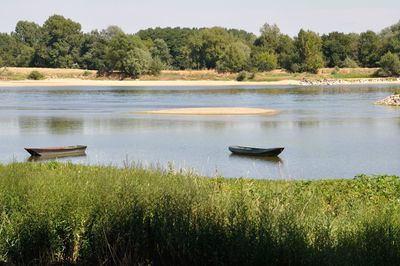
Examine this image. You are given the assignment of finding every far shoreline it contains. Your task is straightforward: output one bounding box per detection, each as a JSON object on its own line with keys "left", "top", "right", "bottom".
{"left": 1, "top": 78, "right": 400, "bottom": 87}
{"left": 0, "top": 79, "right": 302, "bottom": 87}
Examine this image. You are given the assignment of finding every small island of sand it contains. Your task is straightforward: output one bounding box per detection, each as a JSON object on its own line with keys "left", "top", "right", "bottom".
{"left": 138, "top": 107, "right": 279, "bottom": 115}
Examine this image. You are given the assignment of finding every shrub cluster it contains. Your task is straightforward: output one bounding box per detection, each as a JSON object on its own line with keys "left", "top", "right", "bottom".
{"left": 27, "top": 70, "right": 45, "bottom": 80}
{"left": 377, "top": 52, "right": 400, "bottom": 77}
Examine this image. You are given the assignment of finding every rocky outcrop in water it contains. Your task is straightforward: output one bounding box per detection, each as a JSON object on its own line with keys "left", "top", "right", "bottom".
{"left": 375, "top": 94, "right": 400, "bottom": 106}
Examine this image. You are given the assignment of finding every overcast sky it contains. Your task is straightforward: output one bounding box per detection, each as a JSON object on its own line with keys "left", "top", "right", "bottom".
{"left": 1, "top": 0, "right": 399, "bottom": 36}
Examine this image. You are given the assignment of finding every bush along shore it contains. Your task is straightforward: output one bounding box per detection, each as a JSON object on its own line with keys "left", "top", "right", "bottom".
{"left": 1, "top": 162, "right": 400, "bottom": 265}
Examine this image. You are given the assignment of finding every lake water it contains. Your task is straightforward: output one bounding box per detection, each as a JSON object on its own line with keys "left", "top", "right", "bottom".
{"left": 0, "top": 85, "right": 399, "bottom": 179}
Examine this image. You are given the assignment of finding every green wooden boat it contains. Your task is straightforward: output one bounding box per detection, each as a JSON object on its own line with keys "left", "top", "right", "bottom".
{"left": 25, "top": 145, "right": 87, "bottom": 157}
{"left": 229, "top": 146, "right": 284, "bottom": 156}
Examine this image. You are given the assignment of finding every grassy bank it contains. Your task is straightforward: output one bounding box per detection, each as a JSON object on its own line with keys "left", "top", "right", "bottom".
{"left": 0, "top": 67, "right": 378, "bottom": 82}
{"left": 0, "top": 67, "right": 97, "bottom": 80}
{"left": 0, "top": 162, "right": 400, "bottom": 265}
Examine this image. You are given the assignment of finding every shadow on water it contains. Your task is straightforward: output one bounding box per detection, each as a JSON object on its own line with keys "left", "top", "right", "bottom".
{"left": 17, "top": 84, "right": 398, "bottom": 95}
{"left": 45, "top": 117, "right": 84, "bottom": 134}
{"left": 18, "top": 116, "right": 84, "bottom": 134}
{"left": 229, "top": 154, "right": 284, "bottom": 165}
{"left": 27, "top": 153, "right": 87, "bottom": 162}
{"left": 295, "top": 120, "right": 321, "bottom": 128}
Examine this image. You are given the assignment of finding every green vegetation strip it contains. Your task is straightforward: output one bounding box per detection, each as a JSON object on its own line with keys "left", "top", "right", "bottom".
{"left": 1, "top": 162, "right": 400, "bottom": 265}
{"left": 2, "top": 15, "right": 400, "bottom": 79}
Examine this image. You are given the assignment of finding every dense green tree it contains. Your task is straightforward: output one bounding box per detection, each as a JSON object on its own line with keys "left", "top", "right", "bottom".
{"left": 253, "top": 23, "right": 296, "bottom": 71}
{"left": 102, "top": 25, "right": 124, "bottom": 41}
{"left": 358, "top": 31, "right": 381, "bottom": 67}
{"left": 346, "top": 33, "right": 360, "bottom": 61}
{"left": 373, "top": 21, "right": 400, "bottom": 71}
{"left": 276, "top": 34, "right": 296, "bottom": 70}
{"left": 251, "top": 51, "right": 278, "bottom": 72}
{"left": 189, "top": 27, "right": 233, "bottom": 69}
{"left": 379, "top": 52, "right": 400, "bottom": 76}
{"left": 254, "top": 23, "right": 281, "bottom": 52}
{"left": 227, "top": 29, "right": 256, "bottom": 46}
{"left": 104, "top": 33, "right": 151, "bottom": 76}
{"left": 380, "top": 21, "right": 400, "bottom": 39}
{"left": 0, "top": 33, "right": 18, "bottom": 66}
{"left": 13, "top": 21, "right": 43, "bottom": 47}
{"left": 216, "top": 41, "right": 250, "bottom": 72}
{"left": 380, "top": 22, "right": 400, "bottom": 56}
{"left": 122, "top": 48, "right": 152, "bottom": 78}
{"left": 0, "top": 33, "right": 34, "bottom": 66}
{"left": 322, "top": 32, "right": 359, "bottom": 67}
{"left": 137, "top": 27, "right": 198, "bottom": 69}
{"left": 80, "top": 31, "right": 109, "bottom": 71}
{"left": 382, "top": 34, "right": 400, "bottom": 56}
{"left": 295, "top": 30, "right": 324, "bottom": 73}
{"left": 42, "top": 15, "right": 83, "bottom": 68}
{"left": 149, "top": 56, "right": 164, "bottom": 75}
{"left": 13, "top": 20, "right": 47, "bottom": 67}
{"left": 138, "top": 27, "right": 256, "bottom": 70}
{"left": 80, "top": 28, "right": 128, "bottom": 71}
{"left": 105, "top": 33, "right": 132, "bottom": 72}
{"left": 174, "top": 46, "right": 193, "bottom": 69}
{"left": 150, "top": 39, "right": 172, "bottom": 67}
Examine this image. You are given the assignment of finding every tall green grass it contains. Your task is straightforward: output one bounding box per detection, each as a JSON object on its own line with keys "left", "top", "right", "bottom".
{"left": 331, "top": 72, "right": 374, "bottom": 79}
{"left": 0, "top": 162, "right": 400, "bottom": 265}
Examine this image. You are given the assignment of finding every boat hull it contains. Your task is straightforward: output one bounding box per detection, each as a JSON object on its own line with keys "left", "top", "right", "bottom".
{"left": 25, "top": 145, "right": 87, "bottom": 157}
{"left": 229, "top": 146, "right": 284, "bottom": 156}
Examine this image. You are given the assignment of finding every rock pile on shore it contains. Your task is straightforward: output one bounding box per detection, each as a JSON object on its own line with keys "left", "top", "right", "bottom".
{"left": 300, "top": 78, "right": 400, "bottom": 86}
{"left": 300, "top": 79, "right": 347, "bottom": 86}
{"left": 375, "top": 94, "right": 400, "bottom": 106}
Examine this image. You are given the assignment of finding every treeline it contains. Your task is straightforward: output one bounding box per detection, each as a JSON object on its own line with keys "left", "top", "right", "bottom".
{"left": 1, "top": 15, "right": 400, "bottom": 77}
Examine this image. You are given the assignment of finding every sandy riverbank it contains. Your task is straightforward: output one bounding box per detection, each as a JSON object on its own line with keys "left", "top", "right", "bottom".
{"left": 137, "top": 107, "right": 279, "bottom": 115}
{"left": 0, "top": 79, "right": 304, "bottom": 87}
{"left": 2, "top": 67, "right": 400, "bottom": 87}
{"left": 1, "top": 78, "right": 400, "bottom": 87}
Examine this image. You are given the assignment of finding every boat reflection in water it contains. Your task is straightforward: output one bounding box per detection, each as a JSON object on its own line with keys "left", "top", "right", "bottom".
{"left": 27, "top": 153, "right": 87, "bottom": 162}
{"left": 228, "top": 153, "right": 286, "bottom": 179}
{"left": 229, "top": 154, "right": 283, "bottom": 164}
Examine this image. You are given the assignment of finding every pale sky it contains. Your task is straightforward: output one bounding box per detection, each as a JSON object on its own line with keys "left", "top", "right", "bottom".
{"left": 1, "top": 0, "right": 399, "bottom": 36}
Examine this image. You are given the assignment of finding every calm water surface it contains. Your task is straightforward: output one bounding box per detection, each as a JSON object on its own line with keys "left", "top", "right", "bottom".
{"left": 0, "top": 85, "right": 399, "bottom": 179}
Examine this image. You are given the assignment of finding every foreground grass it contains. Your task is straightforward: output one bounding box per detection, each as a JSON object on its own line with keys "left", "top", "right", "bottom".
{"left": 0, "top": 162, "right": 400, "bottom": 265}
